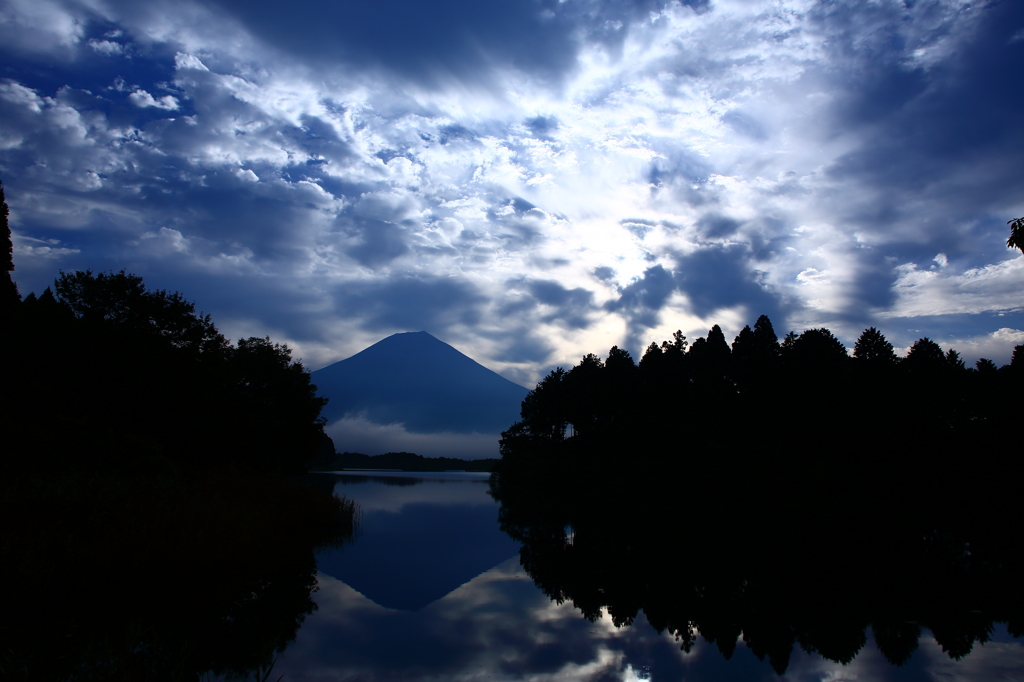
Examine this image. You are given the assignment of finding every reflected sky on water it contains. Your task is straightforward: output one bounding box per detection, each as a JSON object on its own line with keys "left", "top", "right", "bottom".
{"left": 274, "top": 473, "right": 1024, "bottom": 682}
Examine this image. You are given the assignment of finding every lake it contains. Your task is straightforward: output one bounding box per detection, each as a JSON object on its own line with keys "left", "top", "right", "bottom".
{"left": 270, "top": 472, "right": 1024, "bottom": 681}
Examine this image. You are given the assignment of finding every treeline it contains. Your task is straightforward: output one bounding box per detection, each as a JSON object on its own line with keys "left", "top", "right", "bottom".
{"left": 491, "top": 316, "right": 1024, "bottom": 674}
{"left": 499, "top": 315, "right": 1022, "bottom": 476}
{"left": 494, "top": 457, "right": 1024, "bottom": 675}
{"left": 3, "top": 269, "right": 329, "bottom": 475}
{"left": 1, "top": 182, "right": 357, "bottom": 680}
{"left": 312, "top": 450, "right": 499, "bottom": 472}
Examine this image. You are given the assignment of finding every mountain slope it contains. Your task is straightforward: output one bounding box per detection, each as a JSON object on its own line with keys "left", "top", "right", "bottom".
{"left": 311, "top": 331, "right": 529, "bottom": 435}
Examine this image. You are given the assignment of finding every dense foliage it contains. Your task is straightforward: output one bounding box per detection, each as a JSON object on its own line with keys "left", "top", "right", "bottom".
{"left": 3, "top": 469, "right": 356, "bottom": 681}
{"left": 0, "top": 185, "right": 359, "bottom": 681}
{"left": 498, "top": 315, "right": 1022, "bottom": 476}
{"left": 3, "top": 269, "right": 328, "bottom": 475}
{"left": 492, "top": 316, "right": 1024, "bottom": 673}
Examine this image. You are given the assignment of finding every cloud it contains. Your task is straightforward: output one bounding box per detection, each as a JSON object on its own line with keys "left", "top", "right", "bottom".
{"left": 938, "top": 327, "right": 1024, "bottom": 366}
{"left": 333, "top": 276, "right": 489, "bottom": 333}
{"left": 87, "top": 39, "right": 125, "bottom": 56}
{"left": 1, "top": 0, "right": 1023, "bottom": 392}
{"left": 128, "top": 89, "right": 179, "bottom": 110}
{"left": 324, "top": 413, "right": 502, "bottom": 459}
{"left": 274, "top": 552, "right": 1024, "bottom": 681}
{"left": 884, "top": 255, "right": 1024, "bottom": 319}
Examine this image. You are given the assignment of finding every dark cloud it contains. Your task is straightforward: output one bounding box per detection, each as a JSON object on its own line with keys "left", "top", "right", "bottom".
{"left": 605, "top": 264, "right": 676, "bottom": 350}
{"left": 525, "top": 115, "right": 558, "bottom": 137}
{"left": 500, "top": 278, "right": 596, "bottom": 330}
{"left": 437, "top": 124, "right": 477, "bottom": 145}
{"left": 163, "top": 0, "right": 708, "bottom": 88}
{"left": 673, "top": 246, "right": 785, "bottom": 323}
{"left": 721, "top": 109, "right": 767, "bottom": 141}
{"left": 495, "top": 332, "right": 554, "bottom": 364}
{"left": 334, "top": 276, "right": 488, "bottom": 332}
{"left": 647, "top": 151, "right": 715, "bottom": 206}
{"left": 292, "top": 114, "right": 356, "bottom": 164}
{"left": 696, "top": 213, "right": 741, "bottom": 239}
{"left": 337, "top": 216, "right": 411, "bottom": 268}
{"left": 818, "top": 1, "right": 1024, "bottom": 251}
{"left": 208, "top": 0, "right": 576, "bottom": 85}
{"left": 845, "top": 250, "right": 900, "bottom": 317}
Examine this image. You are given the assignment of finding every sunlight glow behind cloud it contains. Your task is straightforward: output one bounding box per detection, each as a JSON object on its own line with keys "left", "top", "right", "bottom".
{"left": 2, "top": 0, "right": 1022, "bottom": 384}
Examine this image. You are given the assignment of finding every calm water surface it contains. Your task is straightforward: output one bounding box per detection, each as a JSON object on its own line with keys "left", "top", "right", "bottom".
{"left": 273, "top": 472, "right": 1024, "bottom": 681}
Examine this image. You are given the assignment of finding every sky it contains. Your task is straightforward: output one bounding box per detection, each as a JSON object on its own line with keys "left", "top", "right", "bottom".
{"left": 3, "top": 0, "right": 1024, "bottom": 389}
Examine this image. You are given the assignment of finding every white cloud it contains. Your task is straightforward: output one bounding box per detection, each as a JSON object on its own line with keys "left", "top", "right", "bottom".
{"left": 87, "top": 39, "right": 123, "bottom": 56}
{"left": 885, "top": 256, "right": 1024, "bottom": 319}
{"left": 939, "top": 328, "right": 1024, "bottom": 366}
{"left": 128, "top": 89, "right": 179, "bottom": 110}
{"left": 2, "top": 0, "right": 1022, "bottom": 381}
{"left": 324, "top": 413, "right": 502, "bottom": 459}
{"left": 0, "top": 0, "right": 85, "bottom": 57}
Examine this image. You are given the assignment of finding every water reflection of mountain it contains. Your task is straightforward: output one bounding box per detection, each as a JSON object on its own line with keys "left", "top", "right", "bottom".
{"left": 490, "top": 464, "right": 1024, "bottom": 675}
{"left": 316, "top": 473, "right": 520, "bottom": 611}
{"left": 281, "top": 555, "right": 1024, "bottom": 682}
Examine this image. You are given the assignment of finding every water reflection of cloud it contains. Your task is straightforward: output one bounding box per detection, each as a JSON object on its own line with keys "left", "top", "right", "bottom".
{"left": 332, "top": 476, "right": 495, "bottom": 513}
{"left": 326, "top": 413, "right": 502, "bottom": 459}
{"left": 278, "top": 556, "right": 1024, "bottom": 682}
{"left": 918, "top": 634, "right": 1024, "bottom": 682}
{"left": 279, "top": 559, "right": 644, "bottom": 681}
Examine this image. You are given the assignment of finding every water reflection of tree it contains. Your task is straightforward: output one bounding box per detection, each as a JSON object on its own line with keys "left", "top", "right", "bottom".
{"left": 0, "top": 183, "right": 360, "bottom": 680}
{"left": 2, "top": 472, "right": 357, "bottom": 681}
{"left": 492, "top": 316, "right": 1024, "bottom": 674}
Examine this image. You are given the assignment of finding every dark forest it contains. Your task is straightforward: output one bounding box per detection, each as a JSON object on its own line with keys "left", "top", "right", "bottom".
{"left": 1, "top": 182, "right": 357, "bottom": 681}
{"left": 491, "top": 315, "right": 1024, "bottom": 673}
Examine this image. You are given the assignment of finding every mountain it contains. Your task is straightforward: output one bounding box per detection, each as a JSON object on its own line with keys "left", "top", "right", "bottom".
{"left": 311, "top": 331, "right": 529, "bottom": 436}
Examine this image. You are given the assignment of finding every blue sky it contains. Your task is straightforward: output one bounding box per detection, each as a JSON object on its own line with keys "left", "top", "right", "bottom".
{"left": 3, "top": 0, "right": 1023, "bottom": 386}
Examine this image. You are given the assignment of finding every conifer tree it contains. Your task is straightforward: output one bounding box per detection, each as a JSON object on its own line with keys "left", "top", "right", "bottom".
{"left": 853, "top": 327, "right": 897, "bottom": 365}
{"left": 1, "top": 180, "right": 20, "bottom": 314}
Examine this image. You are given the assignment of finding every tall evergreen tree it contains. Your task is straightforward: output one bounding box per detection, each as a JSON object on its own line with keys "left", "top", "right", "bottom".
{"left": 791, "top": 328, "right": 849, "bottom": 369}
{"left": 731, "top": 325, "right": 755, "bottom": 356}
{"left": 903, "top": 337, "right": 946, "bottom": 374}
{"left": 1, "top": 180, "right": 20, "bottom": 315}
{"left": 853, "top": 327, "right": 897, "bottom": 366}
{"left": 752, "top": 314, "right": 779, "bottom": 354}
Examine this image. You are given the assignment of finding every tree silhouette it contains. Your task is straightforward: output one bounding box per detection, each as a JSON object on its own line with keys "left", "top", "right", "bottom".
{"left": 7, "top": 269, "right": 328, "bottom": 474}
{"left": 790, "top": 328, "right": 848, "bottom": 367}
{"left": 853, "top": 327, "right": 897, "bottom": 366}
{"left": 903, "top": 337, "right": 946, "bottom": 374}
{"left": 1008, "top": 216, "right": 1024, "bottom": 254}
{"left": 0, "top": 180, "right": 19, "bottom": 315}
{"left": 1011, "top": 345, "right": 1024, "bottom": 376}
{"left": 731, "top": 324, "right": 756, "bottom": 357}
{"left": 975, "top": 357, "right": 998, "bottom": 374}
{"left": 563, "top": 353, "right": 605, "bottom": 438}
{"left": 54, "top": 269, "right": 230, "bottom": 358}
{"left": 229, "top": 336, "right": 329, "bottom": 473}
{"left": 517, "top": 366, "right": 568, "bottom": 441}
{"left": 495, "top": 311, "right": 1024, "bottom": 676}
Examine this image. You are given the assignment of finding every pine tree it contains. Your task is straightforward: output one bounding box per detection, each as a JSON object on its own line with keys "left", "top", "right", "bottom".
{"left": 853, "top": 327, "right": 897, "bottom": 366}
{"left": 1, "top": 180, "right": 21, "bottom": 315}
